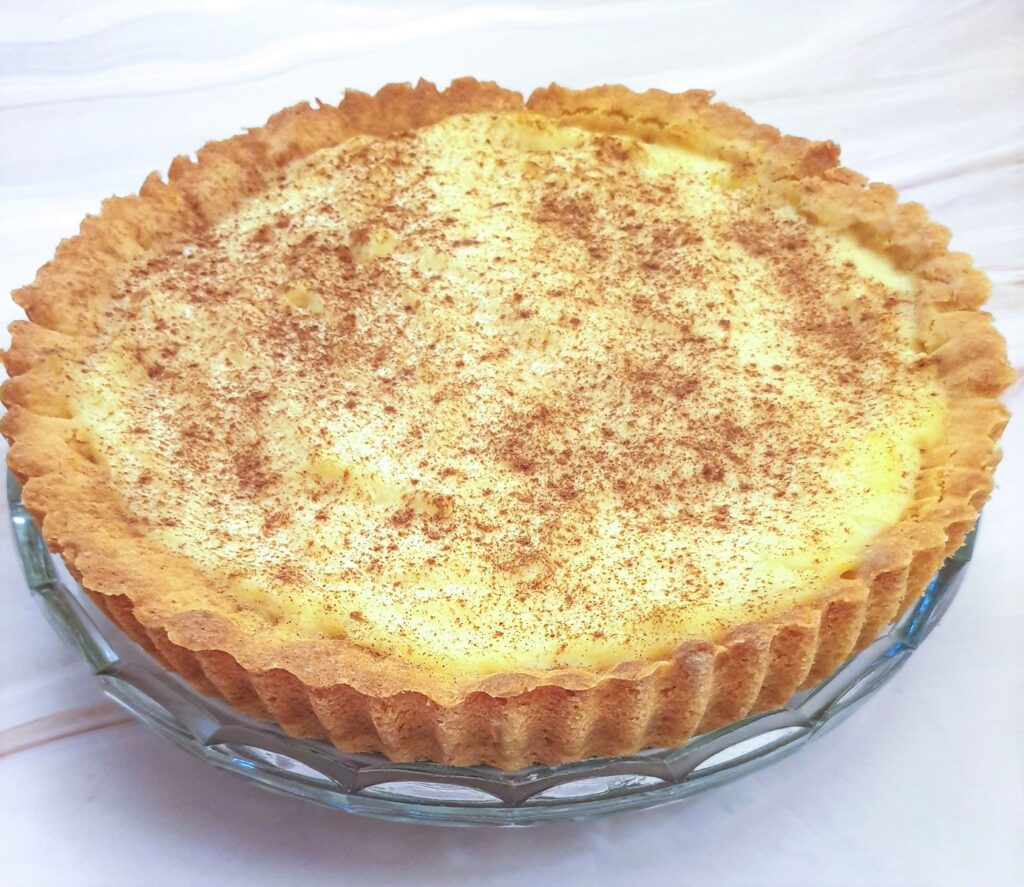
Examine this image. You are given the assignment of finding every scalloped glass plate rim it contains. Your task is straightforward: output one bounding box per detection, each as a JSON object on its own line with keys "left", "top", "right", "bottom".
{"left": 6, "top": 471, "right": 975, "bottom": 826}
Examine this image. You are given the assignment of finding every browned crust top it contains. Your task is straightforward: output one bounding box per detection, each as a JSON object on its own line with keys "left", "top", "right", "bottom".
{"left": 1, "top": 78, "right": 1012, "bottom": 707}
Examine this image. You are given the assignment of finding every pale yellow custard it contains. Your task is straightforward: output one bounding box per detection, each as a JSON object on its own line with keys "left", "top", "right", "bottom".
{"left": 67, "top": 112, "right": 945, "bottom": 681}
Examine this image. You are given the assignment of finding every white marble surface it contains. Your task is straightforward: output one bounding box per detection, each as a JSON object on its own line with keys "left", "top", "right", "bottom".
{"left": 0, "top": 2, "right": 1022, "bottom": 884}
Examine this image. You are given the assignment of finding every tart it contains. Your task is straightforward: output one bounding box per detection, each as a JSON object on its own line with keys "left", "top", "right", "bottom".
{"left": 1, "top": 79, "right": 1011, "bottom": 769}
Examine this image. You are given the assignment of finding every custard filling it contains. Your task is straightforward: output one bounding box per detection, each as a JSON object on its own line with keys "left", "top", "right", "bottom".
{"left": 68, "top": 112, "right": 945, "bottom": 676}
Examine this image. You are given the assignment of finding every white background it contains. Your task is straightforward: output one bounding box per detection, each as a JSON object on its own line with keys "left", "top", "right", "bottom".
{"left": 1, "top": 2, "right": 1021, "bottom": 885}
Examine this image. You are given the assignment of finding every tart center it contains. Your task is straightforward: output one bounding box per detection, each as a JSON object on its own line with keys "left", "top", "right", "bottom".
{"left": 69, "top": 112, "right": 944, "bottom": 677}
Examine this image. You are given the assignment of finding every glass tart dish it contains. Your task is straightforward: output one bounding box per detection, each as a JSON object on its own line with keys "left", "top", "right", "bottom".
{"left": 6, "top": 471, "right": 980, "bottom": 825}
{"left": 0, "top": 79, "right": 1012, "bottom": 770}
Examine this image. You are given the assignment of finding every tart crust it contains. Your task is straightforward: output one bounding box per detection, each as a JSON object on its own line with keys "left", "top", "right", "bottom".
{"left": 1, "top": 79, "right": 1012, "bottom": 768}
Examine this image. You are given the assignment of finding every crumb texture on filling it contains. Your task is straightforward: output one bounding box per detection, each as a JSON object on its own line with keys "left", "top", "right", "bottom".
{"left": 70, "top": 112, "right": 944, "bottom": 677}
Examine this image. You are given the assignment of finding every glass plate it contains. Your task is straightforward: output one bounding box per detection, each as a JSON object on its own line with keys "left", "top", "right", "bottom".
{"left": 7, "top": 471, "right": 975, "bottom": 827}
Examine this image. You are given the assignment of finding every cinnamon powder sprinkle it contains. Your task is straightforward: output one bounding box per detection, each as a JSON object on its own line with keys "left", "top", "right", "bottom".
{"left": 72, "top": 112, "right": 937, "bottom": 672}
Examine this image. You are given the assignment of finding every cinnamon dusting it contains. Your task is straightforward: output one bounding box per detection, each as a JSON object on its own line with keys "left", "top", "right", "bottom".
{"left": 71, "top": 111, "right": 938, "bottom": 673}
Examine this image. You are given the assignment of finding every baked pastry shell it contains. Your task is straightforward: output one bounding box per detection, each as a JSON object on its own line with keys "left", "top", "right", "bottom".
{"left": 1, "top": 78, "right": 1012, "bottom": 768}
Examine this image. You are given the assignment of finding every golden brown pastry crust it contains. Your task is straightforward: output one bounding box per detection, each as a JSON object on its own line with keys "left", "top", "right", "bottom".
{"left": 1, "top": 78, "right": 1012, "bottom": 768}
